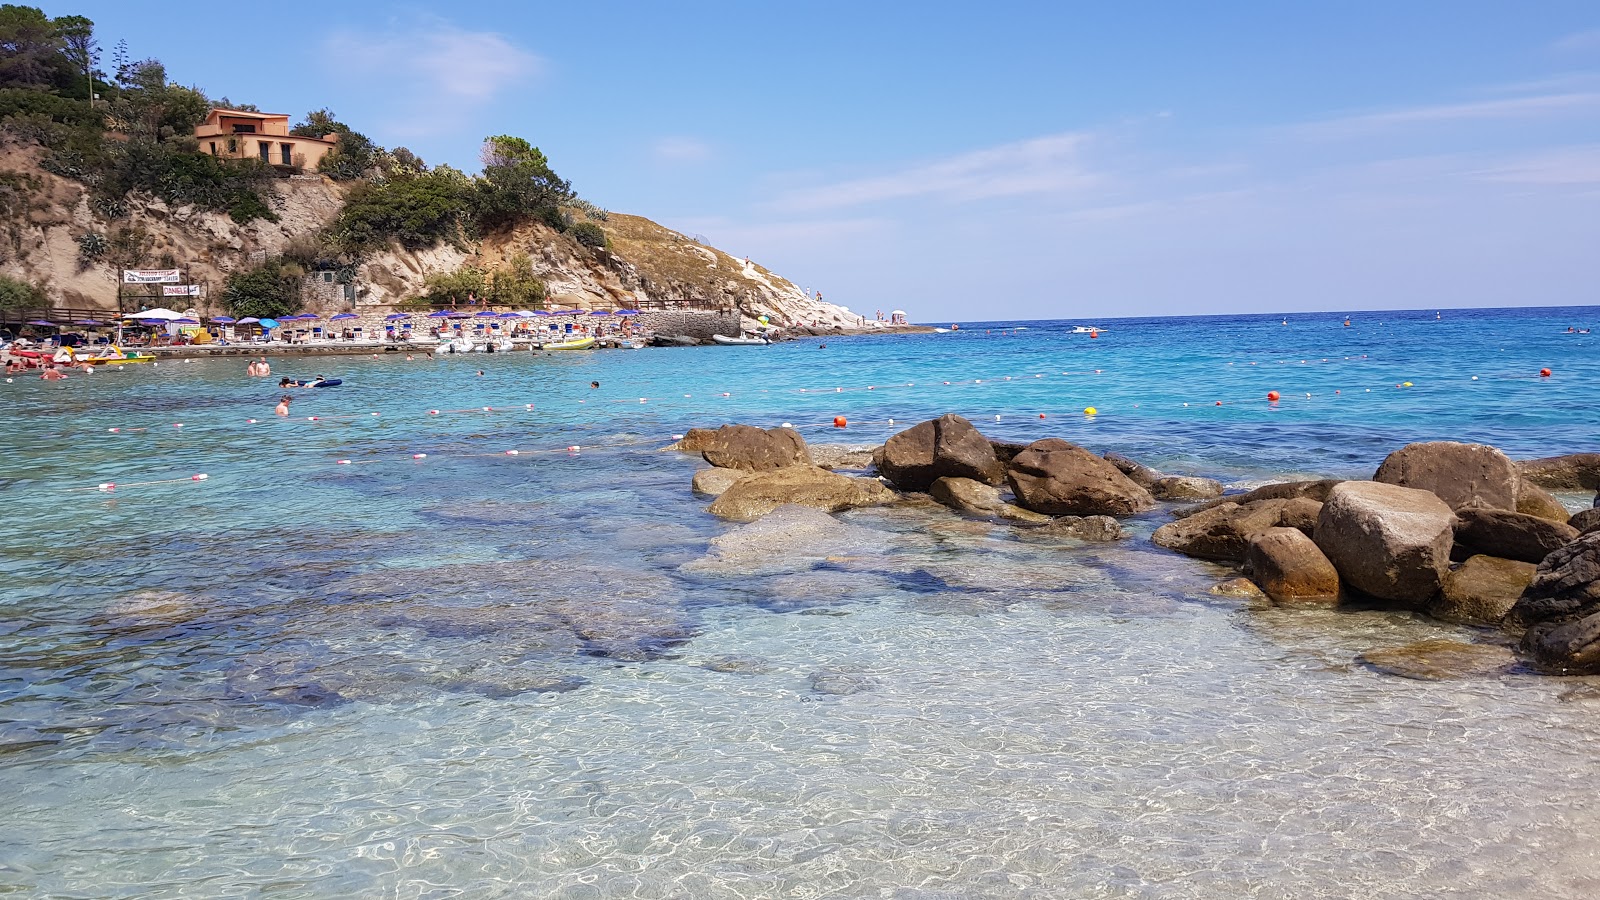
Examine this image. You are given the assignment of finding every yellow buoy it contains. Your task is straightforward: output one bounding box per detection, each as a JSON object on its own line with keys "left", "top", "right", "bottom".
{"left": 1084, "top": 406, "right": 1098, "bottom": 416}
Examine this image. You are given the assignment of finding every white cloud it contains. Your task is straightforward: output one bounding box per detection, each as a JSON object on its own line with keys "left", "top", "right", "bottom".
{"left": 323, "top": 18, "right": 540, "bottom": 138}
{"left": 651, "top": 136, "right": 714, "bottom": 164}
{"left": 772, "top": 132, "right": 1104, "bottom": 212}
{"left": 1551, "top": 29, "right": 1600, "bottom": 54}
{"left": 1470, "top": 145, "right": 1600, "bottom": 184}
{"left": 1290, "top": 92, "right": 1600, "bottom": 139}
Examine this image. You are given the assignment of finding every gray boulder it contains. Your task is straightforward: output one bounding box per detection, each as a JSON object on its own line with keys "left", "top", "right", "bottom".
{"left": 1245, "top": 527, "right": 1341, "bottom": 605}
{"left": 1031, "top": 515, "right": 1124, "bottom": 542}
{"left": 1454, "top": 508, "right": 1579, "bottom": 564}
{"left": 707, "top": 466, "right": 895, "bottom": 521}
{"left": 1518, "top": 453, "right": 1600, "bottom": 491}
{"left": 1152, "top": 475, "right": 1226, "bottom": 502}
{"left": 1175, "top": 479, "right": 1343, "bottom": 517}
{"left": 1373, "top": 440, "right": 1518, "bottom": 511}
{"left": 1151, "top": 499, "right": 1295, "bottom": 562}
{"left": 1429, "top": 555, "right": 1536, "bottom": 625}
{"left": 1516, "top": 480, "right": 1572, "bottom": 523}
{"left": 1103, "top": 452, "right": 1163, "bottom": 489}
{"left": 1313, "top": 481, "right": 1455, "bottom": 605}
{"left": 1570, "top": 507, "right": 1600, "bottom": 536}
{"left": 1007, "top": 438, "right": 1155, "bottom": 516}
{"left": 1505, "top": 531, "right": 1600, "bottom": 628}
{"left": 879, "top": 414, "right": 1004, "bottom": 491}
{"left": 691, "top": 467, "right": 744, "bottom": 497}
{"left": 701, "top": 424, "right": 811, "bottom": 471}
{"left": 1523, "top": 613, "right": 1600, "bottom": 674}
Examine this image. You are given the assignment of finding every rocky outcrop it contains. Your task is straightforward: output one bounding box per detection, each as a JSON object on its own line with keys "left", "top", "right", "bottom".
{"left": 707, "top": 466, "right": 894, "bottom": 521}
{"left": 681, "top": 505, "right": 889, "bottom": 576}
{"left": 879, "top": 415, "right": 1004, "bottom": 491}
{"left": 808, "top": 444, "right": 879, "bottom": 471}
{"left": 1312, "top": 481, "right": 1455, "bottom": 605}
{"left": 1245, "top": 527, "right": 1341, "bottom": 605}
{"left": 1429, "top": 555, "right": 1535, "bottom": 625}
{"left": 691, "top": 467, "right": 743, "bottom": 497}
{"left": 1175, "top": 479, "right": 1343, "bottom": 517}
{"left": 1007, "top": 439, "right": 1155, "bottom": 517}
{"left": 1031, "top": 515, "right": 1124, "bottom": 542}
{"left": 1373, "top": 441, "right": 1518, "bottom": 511}
{"left": 1152, "top": 475, "right": 1225, "bottom": 502}
{"left": 1516, "top": 481, "right": 1571, "bottom": 523}
{"left": 1152, "top": 499, "right": 1300, "bottom": 562}
{"left": 1518, "top": 453, "right": 1600, "bottom": 491}
{"left": 1505, "top": 532, "right": 1600, "bottom": 629}
{"left": 670, "top": 428, "right": 718, "bottom": 453}
{"left": 1453, "top": 508, "right": 1579, "bottom": 564}
{"left": 1570, "top": 508, "right": 1600, "bottom": 536}
{"left": 1523, "top": 614, "right": 1600, "bottom": 674}
{"left": 700, "top": 425, "right": 811, "bottom": 471}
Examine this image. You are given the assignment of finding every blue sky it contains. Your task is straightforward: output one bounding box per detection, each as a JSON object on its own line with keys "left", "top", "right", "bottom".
{"left": 47, "top": 1, "right": 1600, "bottom": 320}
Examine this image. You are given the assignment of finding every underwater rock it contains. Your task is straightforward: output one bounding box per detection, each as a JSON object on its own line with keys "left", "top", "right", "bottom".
{"left": 1358, "top": 640, "right": 1517, "bottom": 680}
{"left": 1430, "top": 555, "right": 1536, "bottom": 626}
{"left": 683, "top": 504, "right": 892, "bottom": 576}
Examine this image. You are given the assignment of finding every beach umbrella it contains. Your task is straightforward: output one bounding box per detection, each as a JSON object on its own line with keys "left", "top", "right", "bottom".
{"left": 426, "top": 309, "right": 453, "bottom": 318}
{"left": 210, "top": 316, "right": 237, "bottom": 324}
{"left": 533, "top": 311, "right": 552, "bottom": 317}
{"left": 615, "top": 309, "right": 640, "bottom": 315}
{"left": 75, "top": 319, "right": 103, "bottom": 326}
{"left": 258, "top": 317, "right": 280, "bottom": 329}
{"left": 474, "top": 311, "right": 499, "bottom": 318}
{"left": 330, "top": 313, "right": 359, "bottom": 321}
{"left": 26, "top": 320, "right": 57, "bottom": 327}
{"left": 590, "top": 310, "right": 612, "bottom": 316}
{"left": 298, "top": 312, "right": 321, "bottom": 320}
{"left": 172, "top": 318, "right": 199, "bottom": 324}
{"left": 237, "top": 317, "right": 260, "bottom": 324}
{"left": 385, "top": 313, "right": 410, "bottom": 321}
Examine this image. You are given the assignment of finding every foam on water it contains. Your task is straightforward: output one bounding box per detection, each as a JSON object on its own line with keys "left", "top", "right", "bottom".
{"left": 2, "top": 306, "right": 1599, "bottom": 896}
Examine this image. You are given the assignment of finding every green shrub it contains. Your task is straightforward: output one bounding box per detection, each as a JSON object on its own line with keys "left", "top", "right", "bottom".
{"left": 486, "top": 252, "right": 545, "bottom": 307}
{"left": 221, "top": 258, "right": 302, "bottom": 319}
{"left": 330, "top": 170, "right": 470, "bottom": 252}
{"left": 570, "top": 221, "right": 606, "bottom": 249}
{"left": 0, "top": 273, "right": 46, "bottom": 310}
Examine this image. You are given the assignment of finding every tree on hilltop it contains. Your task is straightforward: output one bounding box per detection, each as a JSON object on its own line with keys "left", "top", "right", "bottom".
{"left": 292, "top": 107, "right": 380, "bottom": 181}
{"left": 473, "top": 134, "right": 572, "bottom": 233}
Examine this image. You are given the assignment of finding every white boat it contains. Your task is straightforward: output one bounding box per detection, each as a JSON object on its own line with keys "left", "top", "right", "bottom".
{"left": 1071, "top": 326, "right": 1107, "bottom": 334}
{"left": 442, "top": 336, "right": 478, "bottom": 353}
{"left": 711, "top": 334, "right": 771, "bottom": 346}
{"left": 933, "top": 328, "right": 950, "bottom": 333}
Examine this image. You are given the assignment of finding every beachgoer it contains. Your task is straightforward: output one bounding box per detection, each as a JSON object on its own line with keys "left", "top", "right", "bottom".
{"left": 476, "top": 370, "right": 484, "bottom": 377}
{"left": 258, "top": 357, "right": 270, "bottom": 376}
{"left": 819, "top": 343, "right": 827, "bottom": 349}
{"left": 40, "top": 364, "right": 65, "bottom": 381}
{"left": 590, "top": 381, "right": 600, "bottom": 389}
{"left": 279, "top": 377, "right": 295, "bottom": 388}
{"left": 275, "top": 395, "right": 291, "bottom": 416}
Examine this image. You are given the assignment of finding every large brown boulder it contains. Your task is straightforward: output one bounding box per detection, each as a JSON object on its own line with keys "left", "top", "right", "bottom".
{"left": 1429, "top": 555, "right": 1536, "bottom": 625}
{"left": 1453, "top": 508, "right": 1579, "bottom": 564}
{"left": 1245, "top": 527, "right": 1341, "bottom": 605}
{"left": 1313, "top": 481, "right": 1455, "bottom": 605}
{"left": 1151, "top": 499, "right": 1294, "bottom": 562}
{"left": 1152, "top": 475, "right": 1225, "bottom": 501}
{"left": 929, "top": 476, "right": 1004, "bottom": 515}
{"left": 707, "top": 466, "right": 894, "bottom": 521}
{"left": 879, "top": 415, "right": 1004, "bottom": 491}
{"left": 1523, "top": 612, "right": 1600, "bottom": 674}
{"left": 1505, "top": 532, "right": 1600, "bottom": 628}
{"left": 691, "top": 467, "right": 744, "bottom": 497}
{"left": 1007, "top": 438, "right": 1154, "bottom": 516}
{"left": 1570, "top": 507, "right": 1600, "bottom": 536}
{"left": 1175, "top": 479, "right": 1343, "bottom": 517}
{"left": 1278, "top": 498, "right": 1323, "bottom": 535}
{"left": 666, "top": 427, "right": 718, "bottom": 452}
{"left": 1518, "top": 453, "right": 1600, "bottom": 491}
{"left": 1103, "top": 452, "right": 1163, "bottom": 489}
{"left": 701, "top": 425, "right": 811, "bottom": 471}
{"left": 1373, "top": 441, "right": 1518, "bottom": 511}
{"left": 1516, "top": 481, "right": 1571, "bottom": 523}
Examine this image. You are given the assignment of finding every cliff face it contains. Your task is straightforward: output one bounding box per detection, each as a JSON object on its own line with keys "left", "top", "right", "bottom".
{"left": 0, "top": 137, "right": 864, "bottom": 329}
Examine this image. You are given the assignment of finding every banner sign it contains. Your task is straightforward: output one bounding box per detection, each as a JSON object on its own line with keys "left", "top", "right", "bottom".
{"left": 162, "top": 285, "right": 202, "bottom": 297}
{"left": 124, "top": 269, "right": 181, "bottom": 284}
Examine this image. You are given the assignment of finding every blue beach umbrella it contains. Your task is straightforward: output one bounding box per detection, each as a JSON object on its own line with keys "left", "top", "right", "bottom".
{"left": 474, "top": 311, "right": 499, "bottom": 318}
{"left": 385, "top": 313, "right": 410, "bottom": 321}
{"left": 533, "top": 311, "right": 552, "bottom": 316}
{"left": 210, "top": 316, "right": 236, "bottom": 324}
{"left": 258, "top": 318, "right": 280, "bottom": 329}
{"left": 75, "top": 319, "right": 103, "bottom": 326}
{"left": 426, "top": 309, "right": 453, "bottom": 318}
{"left": 615, "top": 309, "right": 641, "bottom": 315}
{"left": 590, "top": 310, "right": 612, "bottom": 316}
{"left": 27, "top": 320, "right": 56, "bottom": 327}
{"left": 330, "top": 313, "right": 359, "bottom": 321}
{"left": 171, "top": 318, "right": 199, "bottom": 324}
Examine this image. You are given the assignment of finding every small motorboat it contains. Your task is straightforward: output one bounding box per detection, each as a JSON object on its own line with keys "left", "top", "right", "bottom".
{"left": 537, "top": 336, "right": 596, "bottom": 351}
{"left": 711, "top": 333, "right": 771, "bottom": 346}
{"left": 1071, "top": 326, "right": 1107, "bottom": 334}
{"left": 442, "top": 336, "right": 477, "bottom": 354}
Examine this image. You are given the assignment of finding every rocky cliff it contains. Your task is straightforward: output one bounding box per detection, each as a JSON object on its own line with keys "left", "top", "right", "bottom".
{"left": 0, "top": 136, "right": 866, "bottom": 330}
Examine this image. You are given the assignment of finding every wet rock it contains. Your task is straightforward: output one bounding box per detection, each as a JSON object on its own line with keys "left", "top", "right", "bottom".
{"left": 691, "top": 466, "right": 744, "bottom": 497}
{"left": 879, "top": 414, "right": 1005, "bottom": 491}
{"left": 553, "top": 596, "right": 695, "bottom": 660}
{"left": 1569, "top": 507, "right": 1600, "bottom": 536}
{"left": 808, "top": 443, "right": 879, "bottom": 471}
{"left": 1505, "top": 531, "right": 1600, "bottom": 628}
{"left": 1008, "top": 438, "right": 1155, "bottom": 517}
{"left": 707, "top": 466, "right": 895, "bottom": 521}
{"left": 1523, "top": 613, "right": 1600, "bottom": 674}
{"left": 1211, "top": 577, "right": 1268, "bottom": 601}
{"left": 1358, "top": 640, "right": 1517, "bottom": 680}
{"left": 997, "top": 504, "right": 1052, "bottom": 525}
{"left": 1313, "top": 481, "right": 1455, "bottom": 605}
{"left": 928, "top": 475, "right": 1005, "bottom": 515}
{"left": 1373, "top": 440, "right": 1519, "bottom": 511}
{"left": 1175, "top": 479, "right": 1343, "bottom": 517}
{"left": 1454, "top": 508, "right": 1579, "bottom": 564}
{"left": 683, "top": 504, "right": 891, "bottom": 575}
{"left": 701, "top": 424, "right": 811, "bottom": 471}
{"left": 664, "top": 427, "right": 717, "bottom": 452}
{"left": 989, "top": 440, "right": 1029, "bottom": 466}
{"left": 1152, "top": 499, "right": 1292, "bottom": 562}
{"left": 1030, "top": 514, "right": 1124, "bottom": 542}
{"left": 1278, "top": 498, "right": 1323, "bottom": 535}
{"left": 1152, "top": 475, "right": 1226, "bottom": 502}
{"left": 762, "top": 570, "right": 898, "bottom": 610}
{"left": 1245, "top": 527, "right": 1341, "bottom": 605}
{"left": 1518, "top": 453, "right": 1600, "bottom": 491}
{"left": 1429, "top": 555, "right": 1535, "bottom": 625}
{"left": 1517, "top": 480, "right": 1572, "bottom": 523}
{"left": 1103, "top": 452, "right": 1163, "bottom": 489}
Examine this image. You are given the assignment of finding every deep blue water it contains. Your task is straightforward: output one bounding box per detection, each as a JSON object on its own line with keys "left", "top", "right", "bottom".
{"left": 2, "top": 306, "right": 1598, "bottom": 897}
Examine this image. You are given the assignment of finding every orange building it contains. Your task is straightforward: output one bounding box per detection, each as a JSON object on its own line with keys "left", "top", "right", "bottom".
{"left": 194, "top": 109, "right": 339, "bottom": 171}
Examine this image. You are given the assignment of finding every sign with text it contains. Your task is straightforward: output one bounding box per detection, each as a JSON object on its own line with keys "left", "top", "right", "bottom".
{"left": 123, "top": 269, "right": 181, "bottom": 284}
{"left": 162, "top": 285, "right": 202, "bottom": 297}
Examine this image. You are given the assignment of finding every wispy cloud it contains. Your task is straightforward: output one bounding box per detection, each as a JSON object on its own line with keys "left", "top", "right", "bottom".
{"left": 1470, "top": 145, "right": 1600, "bottom": 185}
{"left": 1552, "top": 29, "right": 1600, "bottom": 54}
{"left": 773, "top": 132, "right": 1104, "bottom": 212}
{"left": 323, "top": 17, "right": 539, "bottom": 138}
{"left": 1290, "top": 92, "right": 1600, "bottom": 139}
{"left": 651, "top": 136, "right": 714, "bottom": 164}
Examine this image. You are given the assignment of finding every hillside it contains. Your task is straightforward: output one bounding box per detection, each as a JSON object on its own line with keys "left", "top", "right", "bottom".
{"left": 0, "top": 137, "right": 865, "bottom": 330}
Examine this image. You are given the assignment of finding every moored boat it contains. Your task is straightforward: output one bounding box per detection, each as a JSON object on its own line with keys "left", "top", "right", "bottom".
{"left": 537, "top": 336, "right": 596, "bottom": 351}
{"left": 711, "top": 333, "right": 771, "bottom": 346}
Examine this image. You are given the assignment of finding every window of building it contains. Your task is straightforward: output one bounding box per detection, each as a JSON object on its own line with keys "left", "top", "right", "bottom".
{"left": 227, "top": 138, "right": 237, "bottom": 153}
{"left": 322, "top": 272, "right": 334, "bottom": 283}
{"left": 232, "top": 124, "right": 256, "bottom": 134}
{"left": 281, "top": 143, "right": 293, "bottom": 166}
{"left": 208, "top": 141, "right": 217, "bottom": 155}
{"left": 258, "top": 141, "right": 270, "bottom": 161}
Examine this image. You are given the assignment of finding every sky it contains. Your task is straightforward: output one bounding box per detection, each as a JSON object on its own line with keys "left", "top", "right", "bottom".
{"left": 43, "top": 1, "right": 1600, "bottom": 320}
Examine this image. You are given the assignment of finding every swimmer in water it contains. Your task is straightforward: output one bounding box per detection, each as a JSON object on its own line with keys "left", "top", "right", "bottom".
{"left": 40, "top": 364, "right": 66, "bottom": 381}
{"left": 275, "top": 395, "right": 292, "bottom": 416}
{"left": 590, "top": 381, "right": 600, "bottom": 389}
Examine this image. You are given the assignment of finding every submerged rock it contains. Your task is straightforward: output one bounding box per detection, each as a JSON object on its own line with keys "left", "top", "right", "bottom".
{"left": 701, "top": 424, "right": 811, "bottom": 471}
{"left": 682, "top": 504, "right": 891, "bottom": 576}
{"left": 1245, "top": 527, "right": 1341, "bottom": 605}
{"left": 1007, "top": 438, "right": 1155, "bottom": 517}
{"left": 808, "top": 669, "right": 881, "bottom": 696}
{"left": 691, "top": 466, "right": 744, "bottom": 497}
{"left": 1313, "top": 481, "right": 1455, "bottom": 605}
{"left": 1211, "top": 577, "right": 1269, "bottom": 601}
{"left": 1430, "top": 555, "right": 1535, "bottom": 625}
{"left": 707, "top": 465, "right": 895, "bottom": 521}
{"left": 1453, "top": 508, "right": 1578, "bottom": 564}
{"left": 1358, "top": 640, "right": 1517, "bottom": 680}
{"left": 879, "top": 414, "right": 1005, "bottom": 491}
{"left": 1027, "top": 514, "right": 1124, "bottom": 542}
{"left": 1523, "top": 613, "right": 1600, "bottom": 674}
{"left": 1518, "top": 453, "right": 1600, "bottom": 491}
{"left": 1374, "top": 440, "right": 1519, "bottom": 512}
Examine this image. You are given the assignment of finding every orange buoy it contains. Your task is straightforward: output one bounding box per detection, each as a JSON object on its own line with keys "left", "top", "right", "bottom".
{"left": 1266, "top": 391, "right": 1280, "bottom": 402}
{"left": 833, "top": 416, "right": 847, "bottom": 428}
{"left": 1215, "top": 401, "right": 1222, "bottom": 406}
{"left": 1540, "top": 368, "right": 1552, "bottom": 377}
{"left": 1038, "top": 413, "right": 1046, "bottom": 419}
{"left": 1089, "top": 330, "right": 1098, "bottom": 339}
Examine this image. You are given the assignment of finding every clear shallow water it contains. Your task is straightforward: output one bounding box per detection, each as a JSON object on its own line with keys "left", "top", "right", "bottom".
{"left": 3, "top": 306, "right": 1600, "bottom": 897}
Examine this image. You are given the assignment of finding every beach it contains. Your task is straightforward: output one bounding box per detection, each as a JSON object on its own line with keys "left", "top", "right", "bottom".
{"left": 2, "top": 305, "right": 1599, "bottom": 896}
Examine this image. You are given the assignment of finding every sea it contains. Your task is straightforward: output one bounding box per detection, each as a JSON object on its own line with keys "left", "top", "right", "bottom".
{"left": 2, "top": 305, "right": 1599, "bottom": 898}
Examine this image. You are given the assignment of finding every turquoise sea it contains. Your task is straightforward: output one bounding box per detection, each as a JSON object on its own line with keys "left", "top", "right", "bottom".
{"left": 3, "top": 305, "right": 1599, "bottom": 897}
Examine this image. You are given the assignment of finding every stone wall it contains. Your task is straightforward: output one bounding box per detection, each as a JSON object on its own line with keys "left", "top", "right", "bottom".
{"left": 260, "top": 307, "right": 744, "bottom": 343}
